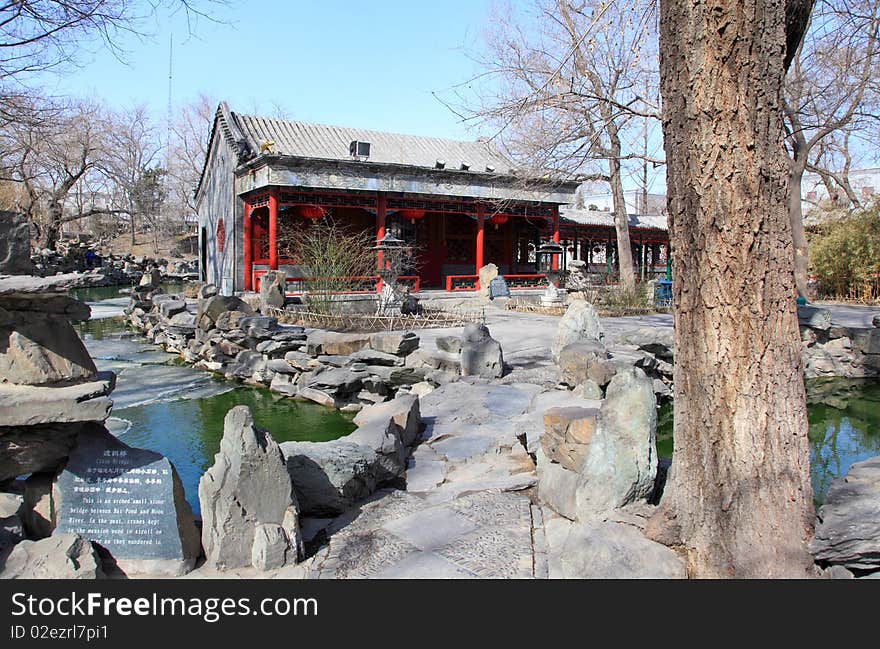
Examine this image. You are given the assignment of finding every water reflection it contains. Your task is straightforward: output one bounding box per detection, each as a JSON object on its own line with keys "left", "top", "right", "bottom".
{"left": 656, "top": 378, "right": 880, "bottom": 505}
{"left": 76, "top": 299, "right": 355, "bottom": 516}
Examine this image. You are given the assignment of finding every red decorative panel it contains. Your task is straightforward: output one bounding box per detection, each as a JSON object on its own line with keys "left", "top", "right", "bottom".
{"left": 217, "top": 218, "right": 226, "bottom": 253}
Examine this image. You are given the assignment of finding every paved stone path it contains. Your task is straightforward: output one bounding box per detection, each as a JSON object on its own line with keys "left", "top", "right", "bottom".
{"left": 295, "top": 382, "right": 549, "bottom": 579}
{"left": 187, "top": 303, "right": 880, "bottom": 579}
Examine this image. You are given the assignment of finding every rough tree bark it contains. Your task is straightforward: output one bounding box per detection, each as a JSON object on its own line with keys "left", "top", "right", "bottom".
{"left": 645, "top": 0, "right": 816, "bottom": 578}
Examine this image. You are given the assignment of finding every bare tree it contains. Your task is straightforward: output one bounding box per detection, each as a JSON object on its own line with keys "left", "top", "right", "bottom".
{"left": 101, "top": 103, "right": 163, "bottom": 248}
{"left": 446, "top": 0, "right": 662, "bottom": 292}
{"left": 0, "top": 96, "right": 125, "bottom": 249}
{"left": 165, "top": 93, "right": 214, "bottom": 252}
{"left": 0, "top": 1, "right": 229, "bottom": 82}
{"left": 784, "top": 0, "right": 880, "bottom": 296}
{"left": 645, "top": 0, "right": 817, "bottom": 578}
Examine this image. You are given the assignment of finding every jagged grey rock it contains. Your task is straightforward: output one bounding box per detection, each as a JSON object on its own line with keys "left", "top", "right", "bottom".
{"left": 353, "top": 394, "right": 421, "bottom": 447}
{"left": 251, "top": 523, "right": 291, "bottom": 571}
{"left": 1, "top": 534, "right": 104, "bottom": 579}
{"left": 436, "top": 335, "right": 462, "bottom": 354}
{"left": 557, "top": 340, "right": 611, "bottom": 387}
{"left": 810, "top": 457, "right": 880, "bottom": 571}
{"left": 613, "top": 327, "right": 675, "bottom": 360}
{"left": 259, "top": 270, "right": 286, "bottom": 313}
{"left": 558, "top": 521, "right": 686, "bottom": 578}
{"left": 201, "top": 295, "right": 254, "bottom": 321}
{"left": 574, "top": 367, "right": 657, "bottom": 520}
{"left": 306, "top": 331, "right": 371, "bottom": 356}
{"left": 0, "top": 212, "right": 35, "bottom": 275}
{"left": 369, "top": 331, "right": 419, "bottom": 356}
{"left": 0, "top": 312, "right": 98, "bottom": 385}
{"left": 281, "top": 440, "right": 380, "bottom": 516}
{"left": 459, "top": 324, "right": 504, "bottom": 379}
{"left": 536, "top": 447, "right": 579, "bottom": 520}
{"left": 798, "top": 304, "right": 833, "bottom": 331}
{"left": 199, "top": 406, "right": 298, "bottom": 570}
{"left": 552, "top": 301, "right": 604, "bottom": 362}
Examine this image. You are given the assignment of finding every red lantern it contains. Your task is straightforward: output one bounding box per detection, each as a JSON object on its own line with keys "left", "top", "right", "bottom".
{"left": 489, "top": 213, "right": 509, "bottom": 229}
{"left": 400, "top": 209, "right": 425, "bottom": 224}
{"left": 299, "top": 205, "right": 326, "bottom": 220}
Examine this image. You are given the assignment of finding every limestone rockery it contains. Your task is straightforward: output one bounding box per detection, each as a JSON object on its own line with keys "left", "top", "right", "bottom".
{"left": 124, "top": 280, "right": 504, "bottom": 411}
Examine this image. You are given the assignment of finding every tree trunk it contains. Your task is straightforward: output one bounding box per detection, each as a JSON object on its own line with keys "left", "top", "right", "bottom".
{"left": 609, "top": 153, "right": 636, "bottom": 293}
{"left": 789, "top": 159, "right": 810, "bottom": 298}
{"left": 646, "top": 0, "right": 816, "bottom": 578}
{"left": 41, "top": 201, "right": 63, "bottom": 251}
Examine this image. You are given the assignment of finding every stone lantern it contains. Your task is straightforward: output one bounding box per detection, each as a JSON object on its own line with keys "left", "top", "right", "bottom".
{"left": 371, "top": 232, "right": 411, "bottom": 315}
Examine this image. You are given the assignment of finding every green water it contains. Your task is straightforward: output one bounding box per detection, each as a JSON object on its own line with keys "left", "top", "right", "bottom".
{"left": 112, "top": 387, "right": 355, "bottom": 516}
{"left": 76, "top": 299, "right": 355, "bottom": 516}
{"left": 655, "top": 378, "right": 880, "bottom": 505}
{"left": 69, "top": 282, "right": 186, "bottom": 304}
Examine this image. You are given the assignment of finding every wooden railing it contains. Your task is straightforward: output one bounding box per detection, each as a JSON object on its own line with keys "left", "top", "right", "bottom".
{"left": 253, "top": 269, "right": 419, "bottom": 294}
{"left": 444, "top": 273, "right": 547, "bottom": 292}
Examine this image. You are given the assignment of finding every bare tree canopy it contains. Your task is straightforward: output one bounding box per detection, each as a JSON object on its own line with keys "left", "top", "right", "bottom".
{"left": 446, "top": 0, "right": 662, "bottom": 292}
{"left": 0, "top": 0, "right": 228, "bottom": 81}
{"left": 784, "top": 0, "right": 880, "bottom": 296}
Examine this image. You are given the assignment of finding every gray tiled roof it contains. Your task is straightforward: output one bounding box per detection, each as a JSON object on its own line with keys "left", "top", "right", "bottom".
{"left": 231, "top": 112, "right": 516, "bottom": 174}
{"left": 560, "top": 206, "right": 668, "bottom": 230}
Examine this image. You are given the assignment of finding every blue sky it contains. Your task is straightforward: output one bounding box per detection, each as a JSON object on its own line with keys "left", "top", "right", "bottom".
{"left": 42, "top": 0, "right": 495, "bottom": 141}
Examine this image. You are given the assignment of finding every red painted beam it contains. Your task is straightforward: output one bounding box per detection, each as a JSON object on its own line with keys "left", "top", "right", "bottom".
{"left": 475, "top": 203, "right": 485, "bottom": 278}
{"left": 268, "top": 188, "right": 279, "bottom": 270}
{"left": 551, "top": 204, "right": 560, "bottom": 271}
{"left": 243, "top": 199, "right": 253, "bottom": 290}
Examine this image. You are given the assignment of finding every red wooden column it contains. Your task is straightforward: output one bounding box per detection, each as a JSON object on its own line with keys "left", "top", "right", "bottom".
{"left": 243, "top": 199, "right": 253, "bottom": 290}
{"left": 503, "top": 218, "right": 514, "bottom": 273}
{"left": 268, "top": 187, "right": 279, "bottom": 270}
{"left": 376, "top": 193, "right": 387, "bottom": 269}
{"left": 475, "top": 203, "right": 485, "bottom": 276}
{"left": 551, "top": 204, "right": 560, "bottom": 270}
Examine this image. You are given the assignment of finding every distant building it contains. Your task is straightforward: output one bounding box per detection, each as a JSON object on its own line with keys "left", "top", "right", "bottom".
{"left": 577, "top": 188, "right": 667, "bottom": 217}
{"left": 195, "top": 102, "right": 580, "bottom": 294}
{"left": 801, "top": 167, "right": 880, "bottom": 217}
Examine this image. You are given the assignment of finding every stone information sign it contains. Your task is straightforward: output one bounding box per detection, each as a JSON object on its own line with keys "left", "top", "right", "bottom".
{"left": 488, "top": 276, "right": 511, "bottom": 300}
{"left": 54, "top": 425, "right": 199, "bottom": 574}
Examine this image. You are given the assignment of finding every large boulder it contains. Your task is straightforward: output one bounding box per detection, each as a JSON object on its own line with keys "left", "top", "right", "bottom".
{"left": 574, "top": 367, "right": 657, "bottom": 520}
{"left": 353, "top": 394, "right": 421, "bottom": 447}
{"left": 0, "top": 212, "right": 35, "bottom": 275}
{"left": 370, "top": 331, "right": 419, "bottom": 356}
{"left": 281, "top": 440, "right": 380, "bottom": 516}
{"left": 558, "top": 521, "right": 686, "bottom": 579}
{"left": 259, "top": 270, "right": 287, "bottom": 313}
{"left": 459, "top": 323, "right": 504, "bottom": 379}
{"left": 0, "top": 312, "right": 98, "bottom": 385}
{"left": 552, "top": 301, "right": 604, "bottom": 362}
{"left": 477, "top": 263, "right": 499, "bottom": 299}
{"left": 0, "top": 368, "right": 114, "bottom": 420}
{"left": 201, "top": 295, "right": 255, "bottom": 322}
{"left": 198, "top": 406, "right": 300, "bottom": 570}
{"left": 797, "top": 304, "right": 832, "bottom": 331}
{"left": 810, "top": 457, "right": 880, "bottom": 571}
{"left": 52, "top": 423, "right": 201, "bottom": 577}
{"left": 1, "top": 534, "right": 104, "bottom": 579}
{"left": 557, "top": 340, "right": 611, "bottom": 387}
{"left": 306, "top": 331, "right": 371, "bottom": 356}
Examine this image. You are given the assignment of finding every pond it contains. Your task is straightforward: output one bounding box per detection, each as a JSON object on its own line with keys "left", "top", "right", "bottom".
{"left": 74, "top": 288, "right": 355, "bottom": 516}
{"left": 656, "top": 378, "right": 880, "bottom": 506}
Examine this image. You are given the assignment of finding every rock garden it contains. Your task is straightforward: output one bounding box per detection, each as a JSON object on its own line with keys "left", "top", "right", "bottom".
{"left": 3, "top": 241, "right": 880, "bottom": 579}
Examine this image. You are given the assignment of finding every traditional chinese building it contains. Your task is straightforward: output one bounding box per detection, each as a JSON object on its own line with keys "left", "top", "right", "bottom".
{"left": 195, "top": 102, "right": 580, "bottom": 295}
